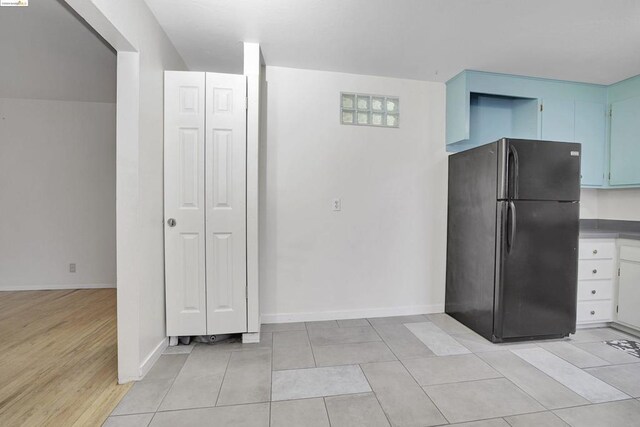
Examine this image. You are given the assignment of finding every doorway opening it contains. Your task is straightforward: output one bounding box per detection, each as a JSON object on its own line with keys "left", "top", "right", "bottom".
{"left": 0, "top": 1, "right": 125, "bottom": 424}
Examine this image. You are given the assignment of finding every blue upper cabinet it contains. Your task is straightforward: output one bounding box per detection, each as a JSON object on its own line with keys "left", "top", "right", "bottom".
{"left": 541, "top": 98, "right": 574, "bottom": 142}
{"left": 539, "top": 99, "right": 606, "bottom": 186}
{"left": 446, "top": 71, "right": 608, "bottom": 187}
{"left": 446, "top": 72, "right": 469, "bottom": 145}
{"left": 610, "top": 96, "right": 640, "bottom": 185}
{"left": 607, "top": 75, "right": 640, "bottom": 187}
{"left": 575, "top": 101, "right": 606, "bottom": 186}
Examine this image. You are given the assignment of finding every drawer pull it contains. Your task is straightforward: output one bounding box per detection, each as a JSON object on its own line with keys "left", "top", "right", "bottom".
{"left": 592, "top": 269, "right": 597, "bottom": 274}
{"left": 590, "top": 310, "right": 596, "bottom": 315}
{"left": 591, "top": 290, "right": 596, "bottom": 294}
{"left": 592, "top": 249, "right": 598, "bottom": 255}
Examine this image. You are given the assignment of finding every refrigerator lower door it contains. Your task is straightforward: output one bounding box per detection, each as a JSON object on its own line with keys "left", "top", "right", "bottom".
{"left": 494, "top": 200, "right": 579, "bottom": 341}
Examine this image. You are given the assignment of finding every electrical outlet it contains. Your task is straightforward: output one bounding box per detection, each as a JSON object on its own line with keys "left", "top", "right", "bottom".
{"left": 69, "top": 263, "right": 76, "bottom": 273}
{"left": 331, "top": 198, "right": 342, "bottom": 211}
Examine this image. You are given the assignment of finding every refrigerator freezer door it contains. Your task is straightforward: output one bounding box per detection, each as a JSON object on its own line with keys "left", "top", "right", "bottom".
{"left": 494, "top": 200, "right": 579, "bottom": 340}
{"left": 502, "top": 139, "right": 581, "bottom": 202}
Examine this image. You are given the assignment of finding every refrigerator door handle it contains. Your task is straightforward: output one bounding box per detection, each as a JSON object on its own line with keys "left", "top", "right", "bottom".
{"left": 508, "top": 144, "right": 519, "bottom": 199}
{"left": 507, "top": 201, "right": 517, "bottom": 253}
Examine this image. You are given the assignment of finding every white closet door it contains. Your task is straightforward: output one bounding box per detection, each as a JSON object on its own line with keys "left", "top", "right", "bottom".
{"left": 164, "top": 71, "right": 207, "bottom": 336}
{"left": 205, "top": 73, "right": 248, "bottom": 334}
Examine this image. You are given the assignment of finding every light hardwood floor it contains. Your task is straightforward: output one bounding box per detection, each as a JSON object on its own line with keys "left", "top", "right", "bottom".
{"left": 0, "top": 289, "right": 131, "bottom": 426}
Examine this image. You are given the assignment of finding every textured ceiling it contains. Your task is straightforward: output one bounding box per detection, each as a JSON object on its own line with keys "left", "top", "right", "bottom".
{"left": 145, "top": 0, "right": 640, "bottom": 84}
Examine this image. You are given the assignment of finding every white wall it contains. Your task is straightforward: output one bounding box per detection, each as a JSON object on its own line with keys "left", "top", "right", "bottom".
{"left": 0, "top": 98, "right": 116, "bottom": 290}
{"left": 0, "top": 0, "right": 117, "bottom": 291}
{"left": 580, "top": 189, "right": 599, "bottom": 219}
{"left": 597, "top": 189, "right": 640, "bottom": 221}
{"left": 580, "top": 188, "right": 640, "bottom": 221}
{"left": 260, "top": 66, "right": 447, "bottom": 322}
{"left": 0, "top": 0, "right": 116, "bottom": 103}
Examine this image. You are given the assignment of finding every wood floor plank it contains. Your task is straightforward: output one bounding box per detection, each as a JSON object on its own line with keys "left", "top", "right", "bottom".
{"left": 0, "top": 289, "right": 131, "bottom": 426}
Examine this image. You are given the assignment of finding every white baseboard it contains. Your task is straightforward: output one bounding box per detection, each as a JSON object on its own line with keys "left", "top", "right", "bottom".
{"left": 261, "top": 304, "right": 445, "bottom": 324}
{"left": 0, "top": 283, "right": 116, "bottom": 291}
{"left": 139, "top": 337, "right": 169, "bottom": 380}
{"left": 610, "top": 322, "right": 640, "bottom": 338}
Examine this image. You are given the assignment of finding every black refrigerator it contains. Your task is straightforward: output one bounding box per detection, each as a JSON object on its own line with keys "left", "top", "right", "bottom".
{"left": 445, "top": 138, "right": 581, "bottom": 342}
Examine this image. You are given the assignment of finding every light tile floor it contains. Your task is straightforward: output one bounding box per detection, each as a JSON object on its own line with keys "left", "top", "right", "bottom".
{"left": 105, "top": 316, "right": 640, "bottom": 426}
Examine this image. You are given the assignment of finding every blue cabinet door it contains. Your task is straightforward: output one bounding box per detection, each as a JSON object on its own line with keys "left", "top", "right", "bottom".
{"left": 610, "top": 96, "right": 640, "bottom": 185}
{"left": 575, "top": 101, "right": 606, "bottom": 186}
{"left": 541, "top": 98, "right": 575, "bottom": 142}
{"left": 446, "top": 72, "right": 469, "bottom": 145}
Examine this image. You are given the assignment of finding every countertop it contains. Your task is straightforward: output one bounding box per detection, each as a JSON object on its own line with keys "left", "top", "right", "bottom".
{"left": 580, "top": 219, "right": 640, "bottom": 240}
{"left": 579, "top": 229, "right": 640, "bottom": 240}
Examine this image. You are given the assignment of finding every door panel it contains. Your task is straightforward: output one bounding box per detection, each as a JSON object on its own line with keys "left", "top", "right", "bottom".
{"left": 205, "top": 73, "right": 247, "bottom": 335}
{"left": 506, "top": 139, "right": 581, "bottom": 201}
{"left": 164, "top": 71, "right": 207, "bottom": 336}
{"left": 574, "top": 101, "right": 605, "bottom": 186}
{"left": 496, "top": 200, "right": 579, "bottom": 339}
{"left": 541, "top": 98, "right": 575, "bottom": 143}
{"left": 610, "top": 96, "right": 640, "bottom": 185}
{"left": 618, "top": 259, "right": 640, "bottom": 329}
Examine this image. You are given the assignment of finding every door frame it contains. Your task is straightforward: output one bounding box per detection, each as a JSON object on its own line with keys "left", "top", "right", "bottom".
{"left": 63, "top": 1, "right": 264, "bottom": 382}
{"left": 64, "top": 0, "right": 142, "bottom": 383}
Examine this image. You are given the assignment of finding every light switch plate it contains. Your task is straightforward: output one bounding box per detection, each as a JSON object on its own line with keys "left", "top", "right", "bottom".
{"left": 331, "top": 198, "right": 341, "bottom": 211}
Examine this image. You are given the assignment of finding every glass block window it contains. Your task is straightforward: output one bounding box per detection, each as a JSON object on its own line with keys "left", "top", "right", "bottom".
{"left": 340, "top": 92, "right": 399, "bottom": 128}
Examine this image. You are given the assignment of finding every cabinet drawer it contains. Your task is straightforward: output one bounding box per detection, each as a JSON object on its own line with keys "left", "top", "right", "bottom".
{"left": 577, "top": 300, "right": 613, "bottom": 323}
{"left": 578, "top": 259, "right": 614, "bottom": 280}
{"left": 577, "top": 280, "right": 613, "bottom": 301}
{"left": 578, "top": 240, "right": 615, "bottom": 260}
{"left": 620, "top": 245, "right": 640, "bottom": 263}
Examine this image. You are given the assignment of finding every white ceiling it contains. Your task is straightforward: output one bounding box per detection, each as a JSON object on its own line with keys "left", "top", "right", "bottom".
{"left": 145, "top": 0, "right": 640, "bottom": 85}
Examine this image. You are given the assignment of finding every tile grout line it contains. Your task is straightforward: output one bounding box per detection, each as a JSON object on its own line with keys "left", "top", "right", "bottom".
{"left": 322, "top": 397, "right": 332, "bottom": 427}
{"left": 213, "top": 348, "right": 233, "bottom": 407}
{"left": 361, "top": 323, "right": 451, "bottom": 426}
{"left": 153, "top": 353, "right": 192, "bottom": 413}
{"left": 115, "top": 355, "right": 186, "bottom": 418}
{"left": 305, "top": 323, "right": 319, "bottom": 368}
{"left": 269, "top": 329, "right": 274, "bottom": 427}
{"left": 394, "top": 356, "right": 451, "bottom": 424}
{"left": 479, "top": 350, "right": 585, "bottom": 411}
{"left": 357, "top": 363, "right": 395, "bottom": 427}
{"left": 510, "top": 347, "right": 633, "bottom": 403}
{"left": 539, "top": 341, "right": 612, "bottom": 370}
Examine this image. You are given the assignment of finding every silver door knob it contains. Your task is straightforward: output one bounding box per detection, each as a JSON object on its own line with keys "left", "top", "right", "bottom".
{"left": 592, "top": 249, "right": 598, "bottom": 254}
{"left": 592, "top": 269, "right": 597, "bottom": 274}
{"left": 167, "top": 218, "right": 177, "bottom": 227}
{"left": 591, "top": 290, "right": 596, "bottom": 294}
{"left": 590, "top": 310, "right": 596, "bottom": 315}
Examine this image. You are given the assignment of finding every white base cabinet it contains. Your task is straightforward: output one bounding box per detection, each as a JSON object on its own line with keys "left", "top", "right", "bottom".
{"left": 617, "top": 242, "right": 640, "bottom": 330}
{"left": 576, "top": 239, "right": 616, "bottom": 325}
{"left": 577, "top": 237, "right": 640, "bottom": 335}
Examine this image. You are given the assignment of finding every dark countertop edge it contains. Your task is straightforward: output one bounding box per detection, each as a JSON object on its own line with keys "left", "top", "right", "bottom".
{"left": 580, "top": 219, "right": 640, "bottom": 241}
{"left": 579, "top": 231, "right": 640, "bottom": 240}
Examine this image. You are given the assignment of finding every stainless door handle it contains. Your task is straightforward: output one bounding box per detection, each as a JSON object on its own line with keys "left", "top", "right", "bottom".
{"left": 167, "top": 218, "right": 177, "bottom": 227}
{"left": 508, "top": 145, "right": 520, "bottom": 199}
{"left": 507, "top": 201, "right": 516, "bottom": 253}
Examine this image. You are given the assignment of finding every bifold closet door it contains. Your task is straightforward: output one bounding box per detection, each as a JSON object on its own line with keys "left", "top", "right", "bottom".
{"left": 205, "top": 73, "right": 248, "bottom": 334}
{"left": 164, "top": 71, "right": 207, "bottom": 336}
